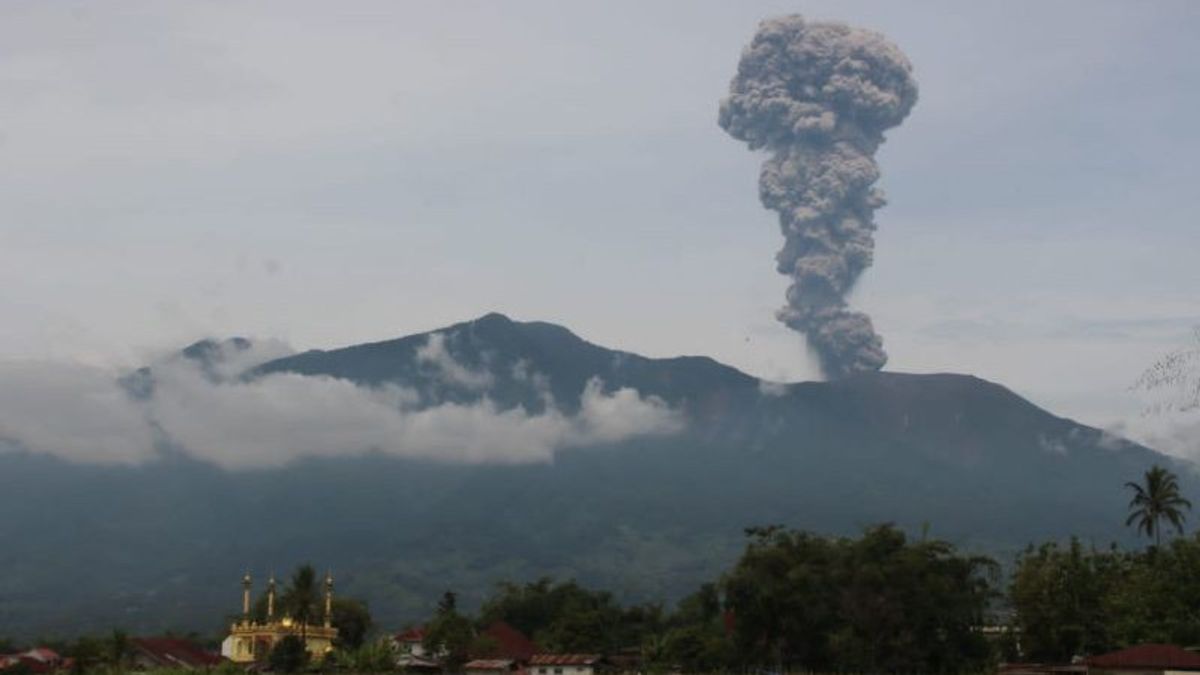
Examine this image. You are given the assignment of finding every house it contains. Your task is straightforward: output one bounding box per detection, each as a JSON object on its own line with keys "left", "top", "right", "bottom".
{"left": 478, "top": 622, "right": 539, "bottom": 663}
{"left": 529, "top": 654, "right": 604, "bottom": 675}
{"left": 130, "top": 637, "right": 223, "bottom": 670}
{"left": 392, "top": 627, "right": 440, "bottom": 671}
{"left": 395, "top": 652, "right": 442, "bottom": 672}
{"left": 0, "top": 648, "right": 65, "bottom": 673}
{"left": 998, "top": 664, "right": 1085, "bottom": 675}
{"left": 394, "top": 626, "right": 431, "bottom": 658}
{"left": 1086, "top": 644, "right": 1200, "bottom": 674}
{"left": 465, "top": 658, "right": 522, "bottom": 675}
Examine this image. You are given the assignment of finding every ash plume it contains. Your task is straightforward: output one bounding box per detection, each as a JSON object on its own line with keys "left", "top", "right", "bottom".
{"left": 719, "top": 15, "right": 917, "bottom": 378}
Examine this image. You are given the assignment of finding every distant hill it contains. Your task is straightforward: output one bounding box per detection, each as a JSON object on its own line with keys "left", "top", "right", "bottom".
{"left": 0, "top": 313, "right": 1186, "bottom": 639}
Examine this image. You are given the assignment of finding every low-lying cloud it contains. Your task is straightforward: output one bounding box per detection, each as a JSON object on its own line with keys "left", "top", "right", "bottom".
{"left": 0, "top": 340, "right": 683, "bottom": 470}
{"left": 416, "top": 332, "right": 495, "bottom": 391}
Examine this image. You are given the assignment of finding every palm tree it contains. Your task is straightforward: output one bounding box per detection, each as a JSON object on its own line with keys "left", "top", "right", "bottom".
{"left": 282, "top": 565, "right": 320, "bottom": 625}
{"left": 1125, "top": 465, "right": 1192, "bottom": 547}
{"left": 281, "top": 564, "right": 321, "bottom": 652}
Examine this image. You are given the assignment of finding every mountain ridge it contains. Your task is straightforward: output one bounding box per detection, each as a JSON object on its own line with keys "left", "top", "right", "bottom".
{"left": 0, "top": 312, "right": 1185, "bottom": 639}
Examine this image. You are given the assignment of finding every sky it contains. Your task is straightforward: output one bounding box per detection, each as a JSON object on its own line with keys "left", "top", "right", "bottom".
{"left": 1, "top": 1, "right": 1197, "bottom": 455}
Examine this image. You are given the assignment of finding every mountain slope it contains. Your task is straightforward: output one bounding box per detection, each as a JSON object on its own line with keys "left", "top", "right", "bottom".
{"left": 0, "top": 313, "right": 1184, "bottom": 639}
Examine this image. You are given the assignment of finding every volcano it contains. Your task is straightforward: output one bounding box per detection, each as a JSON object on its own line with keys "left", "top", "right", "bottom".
{"left": 0, "top": 313, "right": 1182, "bottom": 638}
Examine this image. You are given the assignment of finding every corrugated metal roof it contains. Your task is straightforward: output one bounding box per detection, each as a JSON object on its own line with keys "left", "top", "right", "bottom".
{"left": 529, "top": 654, "right": 601, "bottom": 666}
{"left": 465, "top": 659, "right": 516, "bottom": 670}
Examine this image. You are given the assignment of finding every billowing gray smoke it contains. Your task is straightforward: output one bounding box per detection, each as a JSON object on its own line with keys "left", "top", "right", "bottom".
{"left": 719, "top": 15, "right": 917, "bottom": 379}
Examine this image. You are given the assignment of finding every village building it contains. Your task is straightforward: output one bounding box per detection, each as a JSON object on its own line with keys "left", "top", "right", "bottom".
{"left": 1086, "top": 644, "right": 1200, "bottom": 675}
{"left": 0, "top": 648, "right": 65, "bottom": 673}
{"left": 221, "top": 571, "right": 339, "bottom": 664}
{"left": 478, "top": 621, "right": 539, "bottom": 663}
{"left": 465, "top": 658, "right": 522, "bottom": 675}
{"left": 529, "top": 654, "right": 605, "bottom": 675}
{"left": 130, "top": 637, "right": 222, "bottom": 671}
{"left": 393, "top": 626, "right": 431, "bottom": 658}
{"left": 392, "top": 626, "right": 441, "bottom": 671}
{"left": 1001, "top": 644, "right": 1200, "bottom": 675}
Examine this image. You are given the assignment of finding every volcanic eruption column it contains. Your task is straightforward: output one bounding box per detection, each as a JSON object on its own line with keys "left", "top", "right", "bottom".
{"left": 719, "top": 15, "right": 917, "bottom": 379}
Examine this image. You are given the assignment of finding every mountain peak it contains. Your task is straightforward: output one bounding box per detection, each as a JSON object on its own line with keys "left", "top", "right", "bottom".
{"left": 472, "top": 311, "right": 515, "bottom": 325}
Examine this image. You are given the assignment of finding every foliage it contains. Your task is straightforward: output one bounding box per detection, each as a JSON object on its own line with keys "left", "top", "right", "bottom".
{"left": 67, "top": 635, "right": 108, "bottom": 673}
{"left": 328, "top": 639, "right": 397, "bottom": 672}
{"left": 722, "top": 524, "right": 996, "bottom": 673}
{"left": 331, "top": 597, "right": 373, "bottom": 650}
{"left": 268, "top": 634, "right": 309, "bottom": 673}
{"left": 282, "top": 565, "right": 322, "bottom": 628}
{"left": 105, "top": 630, "right": 132, "bottom": 670}
{"left": 1011, "top": 533, "right": 1200, "bottom": 660}
{"left": 1126, "top": 465, "right": 1192, "bottom": 546}
{"left": 1009, "top": 539, "right": 1118, "bottom": 661}
{"left": 424, "top": 591, "right": 475, "bottom": 672}
{"left": 480, "top": 577, "right": 663, "bottom": 654}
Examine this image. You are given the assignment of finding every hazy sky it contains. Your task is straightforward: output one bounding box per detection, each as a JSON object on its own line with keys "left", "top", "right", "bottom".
{"left": 1, "top": 1, "right": 1197, "bottom": 445}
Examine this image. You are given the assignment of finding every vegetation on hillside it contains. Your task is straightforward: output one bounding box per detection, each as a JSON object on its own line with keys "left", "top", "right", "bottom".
{"left": 7, "top": 466, "right": 1196, "bottom": 673}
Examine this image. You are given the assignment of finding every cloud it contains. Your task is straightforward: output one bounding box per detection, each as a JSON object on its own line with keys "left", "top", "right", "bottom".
{"left": 0, "top": 360, "right": 157, "bottom": 464}
{"left": 0, "top": 340, "right": 683, "bottom": 469}
{"left": 1037, "top": 433, "right": 1068, "bottom": 456}
{"left": 1108, "top": 413, "right": 1200, "bottom": 464}
{"left": 757, "top": 379, "right": 789, "bottom": 397}
{"left": 416, "top": 332, "right": 494, "bottom": 391}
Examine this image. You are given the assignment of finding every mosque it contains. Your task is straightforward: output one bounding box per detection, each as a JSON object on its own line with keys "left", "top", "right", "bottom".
{"left": 221, "top": 571, "right": 339, "bottom": 663}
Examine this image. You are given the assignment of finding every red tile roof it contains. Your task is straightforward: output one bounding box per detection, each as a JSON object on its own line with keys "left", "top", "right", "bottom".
{"left": 396, "top": 626, "right": 428, "bottom": 643}
{"left": 1086, "top": 644, "right": 1200, "bottom": 669}
{"left": 482, "top": 622, "right": 539, "bottom": 662}
{"left": 21, "top": 649, "right": 61, "bottom": 665}
{"left": 131, "top": 637, "right": 223, "bottom": 669}
{"left": 8, "top": 657, "right": 52, "bottom": 674}
{"left": 0, "top": 648, "right": 64, "bottom": 673}
{"left": 529, "top": 654, "right": 601, "bottom": 666}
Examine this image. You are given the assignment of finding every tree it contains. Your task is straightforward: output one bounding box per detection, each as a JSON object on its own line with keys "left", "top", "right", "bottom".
{"left": 656, "top": 583, "right": 733, "bottom": 673}
{"left": 331, "top": 640, "right": 396, "bottom": 672}
{"left": 105, "top": 629, "right": 133, "bottom": 670}
{"left": 722, "top": 524, "right": 995, "bottom": 673}
{"left": 281, "top": 565, "right": 322, "bottom": 628}
{"left": 424, "top": 591, "right": 475, "bottom": 672}
{"left": 1126, "top": 465, "right": 1192, "bottom": 547}
{"left": 479, "top": 577, "right": 635, "bottom": 653}
{"left": 269, "top": 635, "right": 309, "bottom": 673}
{"left": 67, "top": 636, "right": 107, "bottom": 674}
{"left": 331, "top": 597, "right": 373, "bottom": 650}
{"left": 1009, "top": 539, "right": 1118, "bottom": 661}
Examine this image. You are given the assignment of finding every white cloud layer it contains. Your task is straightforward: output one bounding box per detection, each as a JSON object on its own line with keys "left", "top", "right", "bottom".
{"left": 0, "top": 342, "right": 683, "bottom": 469}
{"left": 416, "top": 332, "right": 495, "bottom": 391}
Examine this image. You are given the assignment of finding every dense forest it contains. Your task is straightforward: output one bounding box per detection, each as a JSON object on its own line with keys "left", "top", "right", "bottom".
{"left": 5, "top": 466, "right": 1194, "bottom": 674}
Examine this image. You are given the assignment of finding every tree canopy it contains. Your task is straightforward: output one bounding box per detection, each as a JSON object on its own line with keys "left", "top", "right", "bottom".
{"left": 722, "top": 524, "right": 995, "bottom": 673}
{"left": 1126, "top": 465, "right": 1192, "bottom": 546}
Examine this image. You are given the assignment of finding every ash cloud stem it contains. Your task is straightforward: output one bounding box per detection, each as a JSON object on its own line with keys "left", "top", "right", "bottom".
{"left": 720, "top": 15, "right": 917, "bottom": 379}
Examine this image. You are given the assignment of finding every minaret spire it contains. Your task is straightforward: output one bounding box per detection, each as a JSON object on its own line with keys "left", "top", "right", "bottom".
{"left": 324, "top": 570, "right": 334, "bottom": 629}
{"left": 241, "top": 571, "right": 252, "bottom": 622}
{"left": 267, "top": 573, "right": 277, "bottom": 620}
